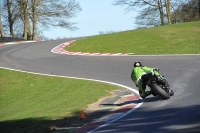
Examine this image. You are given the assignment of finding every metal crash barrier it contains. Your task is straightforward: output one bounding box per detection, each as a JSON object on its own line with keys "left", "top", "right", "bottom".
{"left": 0, "top": 37, "right": 25, "bottom": 42}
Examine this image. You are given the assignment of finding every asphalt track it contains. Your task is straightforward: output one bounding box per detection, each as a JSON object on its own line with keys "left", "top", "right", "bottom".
{"left": 0, "top": 39, "right": 200, "bottom": 133}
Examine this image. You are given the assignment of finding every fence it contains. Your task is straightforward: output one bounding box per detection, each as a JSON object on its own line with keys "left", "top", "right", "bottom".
{"left": 0, "top": 37, "right": 25, "bottom": 42}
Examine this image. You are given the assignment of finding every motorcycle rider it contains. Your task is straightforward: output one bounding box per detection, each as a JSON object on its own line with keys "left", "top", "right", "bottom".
{"left": 131, "top": 61, "right": 173, "bottom": 99}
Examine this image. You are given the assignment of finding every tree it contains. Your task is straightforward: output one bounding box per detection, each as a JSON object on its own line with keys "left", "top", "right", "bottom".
{"left": 32, "top": 0, "right": 81, "bottom": 40}
{"left": 0, "top": 0, "right": 6, "bottom": 37}
{"left": 171, "top": 0, "right": 200, "bottom": 23}
{"left": 113, "top": 0, "right": 172, "bottom": 27}
{"left": 2, "top": 0, "right": 81, "bottom": 40}
{"left": 1, "top": 0, "right": 23, "bottom": 38}
{"left": 6, "top": 0, "right": 19, "bottom": 37}
{"left": 0, "top": 15, "right": 5, "bottom": 37}
{"left": 199, "top": 0, "right": 200, "bottom": 19}
{"left": 38, "top": 0, "right": 81, "bottom": 28}
{"left": 135, "top": 6, "right": 164, "bottom": 27}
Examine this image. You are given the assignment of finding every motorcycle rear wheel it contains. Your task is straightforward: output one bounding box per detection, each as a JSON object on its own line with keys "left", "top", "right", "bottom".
{"left": 152, "top": 83, "right": 170, "bottom": 100}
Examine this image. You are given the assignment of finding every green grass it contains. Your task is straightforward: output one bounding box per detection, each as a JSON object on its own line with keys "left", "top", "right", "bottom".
{"left": 0, "top": 68, "right": 122, "bottom": 132}
{"left": 65, "top": 21, "right": 200, "bottom": 54}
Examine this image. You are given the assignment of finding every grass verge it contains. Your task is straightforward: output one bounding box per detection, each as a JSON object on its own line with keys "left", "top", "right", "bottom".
{"left": 65, "top": 21, "right": 200, "bottom": 54}
{"left": 0, "top": 68, "right": 122, "bottom": 133}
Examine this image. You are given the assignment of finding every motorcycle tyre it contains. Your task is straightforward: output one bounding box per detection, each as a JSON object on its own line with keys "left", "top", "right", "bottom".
{"left": 151, "top": 83, "right": 170, "bottom": 100}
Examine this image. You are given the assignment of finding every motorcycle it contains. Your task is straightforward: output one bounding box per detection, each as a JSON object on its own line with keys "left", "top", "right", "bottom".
{"left": 146, "top": 69, "right": 174, "bottom": 100}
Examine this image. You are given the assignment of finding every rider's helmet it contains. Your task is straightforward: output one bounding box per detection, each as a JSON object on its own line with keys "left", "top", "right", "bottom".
{"left": 134, "top": 61, "right": 142, "bottom": 67}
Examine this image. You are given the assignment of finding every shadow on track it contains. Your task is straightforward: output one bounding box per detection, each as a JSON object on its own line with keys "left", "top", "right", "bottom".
{"left": 94, "top": 104, "right": 200, "bottom": 133}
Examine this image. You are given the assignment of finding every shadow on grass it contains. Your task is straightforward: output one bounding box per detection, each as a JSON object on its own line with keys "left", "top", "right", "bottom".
{"left": 0, "top": 90, "right": 139, "bottom": 133}
{"left": 0, "top": 109, "right": 113, "bottom": 133}
{"left": 1, "top": 99, "right": 200, "bottom": 133}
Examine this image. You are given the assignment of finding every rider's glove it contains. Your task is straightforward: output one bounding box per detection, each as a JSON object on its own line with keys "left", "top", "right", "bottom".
{"left": 153, "top": 68, "right": 159, "bottom": 71}
{"left": 151, "top": 69, "right": 155, "bottom": 76}
{"left": 151, "top": 68, "right": 159, "bottom": 75}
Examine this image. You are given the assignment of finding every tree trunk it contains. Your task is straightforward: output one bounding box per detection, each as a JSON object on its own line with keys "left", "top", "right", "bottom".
{"left": 165, "top": 0, "right": 171, "bottom": 24}
{"left": 0, "top": 15, "right": 5, "bottom": 37}
{"left": 158, "top": 0, "right": 165, "bottom": 25}
{"left": 27, "top": 20, "right": 32, "bottom": 40}
{"left": 7, "top": 0, "right": 14, "bottom": 37}
{"left": 32, "top": 0, "right": 37, "bottom": 40}
{"left": 20, "top": 0, "right": 28, "bottom": 40}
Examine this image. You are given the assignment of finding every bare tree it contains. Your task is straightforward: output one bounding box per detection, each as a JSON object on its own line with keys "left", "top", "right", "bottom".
{"left": 6, "top": 0, "right": 20, "bottom": 37}
{"left": 30, "top": 0, "right": 81, "bottom": 40}
{"left": 113, "top": 0, "right": 172, "bottom": 26}
{"left": 135, "top": 6, "right": 163, "bottom": 27}
{"left": 37, "top": 0, "right": 81, "bottom": 29}
{"left": 2, "top": 0, "right": 81, "bottom": 40}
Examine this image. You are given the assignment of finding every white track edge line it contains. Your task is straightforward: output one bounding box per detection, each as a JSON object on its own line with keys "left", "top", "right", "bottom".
{"left": 0, "top": 66, "right": 139, "bottom": 94}
{"left": 87, "top": 102, "right": 143, "bottom": 133}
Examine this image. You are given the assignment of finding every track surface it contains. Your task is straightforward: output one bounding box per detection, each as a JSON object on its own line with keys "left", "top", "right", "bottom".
{"left": 0, "top": 39, "right": 200, "bottom": 133}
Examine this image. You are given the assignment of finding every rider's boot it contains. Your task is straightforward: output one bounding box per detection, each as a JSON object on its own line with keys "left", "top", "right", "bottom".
{"left": 145, "top": 91, "right": 152, "bottom": 97}
{"left": 150, "top": 90, "right": 157, "bottom": 96}
{"left": 140, "top": 91, "right": 152, "bottom": 99}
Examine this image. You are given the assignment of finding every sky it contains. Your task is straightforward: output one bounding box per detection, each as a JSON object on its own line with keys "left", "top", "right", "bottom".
{"left": 43, "top": 0, "right": 139, "bottom": 39}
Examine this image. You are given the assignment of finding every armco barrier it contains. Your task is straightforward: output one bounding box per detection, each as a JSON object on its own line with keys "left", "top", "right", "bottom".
{"left": 0, "top": 37, "right": 25, "bottom": 42}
